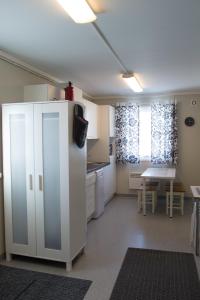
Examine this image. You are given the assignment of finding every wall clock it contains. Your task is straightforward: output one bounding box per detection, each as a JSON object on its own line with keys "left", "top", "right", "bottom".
{"left": 184, "top": 117, "right": 195, "bottom": 127}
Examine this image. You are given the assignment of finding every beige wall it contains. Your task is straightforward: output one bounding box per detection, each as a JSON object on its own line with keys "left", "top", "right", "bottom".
{"left": 94, "top": 95, "right": 200, "bottom": 196}
{"left": 0, "top": 59, "right": 50, "bottom": 256}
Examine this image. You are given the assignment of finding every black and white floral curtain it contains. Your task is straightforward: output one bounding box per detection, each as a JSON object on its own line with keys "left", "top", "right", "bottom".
{"left": 115, "top": 104, "right": 140, "bottom": 164}
{"left": 151, "top": 103, "right": 178, "bottom": 165}
{"left": 115, "top": 102, "right": 178, "bottom": 165}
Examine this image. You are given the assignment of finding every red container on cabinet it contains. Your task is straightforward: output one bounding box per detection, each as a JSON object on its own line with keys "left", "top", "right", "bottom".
{"left": 64, "top": 81, "right": 74, "bottom": 101}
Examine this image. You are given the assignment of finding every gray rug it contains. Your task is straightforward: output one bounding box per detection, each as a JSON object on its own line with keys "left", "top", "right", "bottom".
{"left": 110, "top": 248, "right": 200, "bottom": 300}
{"left": 0, "top": 265, "right": 91, "bottom": 300}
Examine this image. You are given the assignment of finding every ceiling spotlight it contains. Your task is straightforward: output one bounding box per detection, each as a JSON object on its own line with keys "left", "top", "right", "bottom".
{"left": 57, "top": 0, "right": 97, "bottom": 24}
{"left": 122, "top": 73, "right": 143, "bottom": 93}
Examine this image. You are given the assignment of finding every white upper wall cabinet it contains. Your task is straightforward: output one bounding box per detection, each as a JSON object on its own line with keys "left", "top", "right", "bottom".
{"left": 86, "top": 100, "right": 99, "bottom": 139}
{"left": 87, "top": 105, "right": 115, "bottom": 162}
{"left": 78, "top": 98, "right": 99, "bottom": 139}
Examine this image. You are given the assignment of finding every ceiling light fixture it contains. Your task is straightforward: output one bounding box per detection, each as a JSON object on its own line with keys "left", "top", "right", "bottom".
{"left": 57, "top": 0, "right": 97, "bottom": 23}
{"left": 92, "top": 23, "right": 144, "bottom": 93}
{"left": 122, "top": 73, "right": 143, "bottom": 93}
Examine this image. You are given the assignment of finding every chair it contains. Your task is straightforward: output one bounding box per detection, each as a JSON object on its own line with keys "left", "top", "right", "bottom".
{"left": 137, "top": 182, "right": 159, "bottom": 214}
{"left": 165, "top": 182, "right": 185, "bottom": 215}
{"left": 129, "top": 172, "right": 159, "bottom": 214}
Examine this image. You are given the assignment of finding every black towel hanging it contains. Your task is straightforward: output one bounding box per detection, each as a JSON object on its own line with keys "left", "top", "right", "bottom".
{"left": 73, "top": 104, "right": 88, "bottom": 148}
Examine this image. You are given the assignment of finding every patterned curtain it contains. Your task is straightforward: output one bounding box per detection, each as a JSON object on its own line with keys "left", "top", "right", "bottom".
{"left": 151, "top": 103, "right": 178, "bottom": 165}
{"left": 115, "top": 104, "right": 139, "bottom": 164}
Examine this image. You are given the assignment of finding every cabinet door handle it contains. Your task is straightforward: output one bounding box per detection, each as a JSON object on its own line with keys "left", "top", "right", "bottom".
{"left": 29, "top": 175, "right": 33, "bottom": 190}
{"left": 39, "top": 175, "right": 43, "bottom": 191}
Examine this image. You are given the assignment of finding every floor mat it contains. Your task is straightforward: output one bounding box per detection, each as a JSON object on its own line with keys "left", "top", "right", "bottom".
{"left": 110, "top": 248, "right": 200, "bottom": 300}
{"left": 0, "top": 265, "right": 92, "bottom": 300}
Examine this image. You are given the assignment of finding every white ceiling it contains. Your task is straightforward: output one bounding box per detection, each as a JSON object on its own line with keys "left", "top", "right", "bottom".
{"left": 0, "top": 0, "right": 200, "bottom": 97}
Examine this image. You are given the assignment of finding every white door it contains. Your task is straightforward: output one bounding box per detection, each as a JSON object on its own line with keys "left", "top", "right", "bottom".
{"left": 3, "top": 104, "right": 36, "bottom": 256}
{"left": 34, "top": 103, "right": 69, "bottom": 261}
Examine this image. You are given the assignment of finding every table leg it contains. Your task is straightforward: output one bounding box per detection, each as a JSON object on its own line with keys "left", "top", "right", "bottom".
{"left": 170, "top": 179, "right": 173, "bottom": 218}
{"left": 196, "top": 199, "right": 200, "bottom": 256}
{"left": 143, "top": 178, "right": 146, "bottom": 216}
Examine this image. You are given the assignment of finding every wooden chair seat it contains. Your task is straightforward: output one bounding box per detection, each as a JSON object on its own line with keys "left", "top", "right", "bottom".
{"left": 165, "top": 182, "right": 185, "bottom": 192}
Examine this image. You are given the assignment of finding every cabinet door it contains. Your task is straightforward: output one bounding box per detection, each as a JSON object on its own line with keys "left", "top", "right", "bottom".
{"left": 86, "top": 100, "right": 98, "bottom": 139}
{"left": 86, "top": 184, "right": 95, "bottom": 220}
{"left": 86, "top": 173, "right": 96, "bottom": 221}
{"left": 3, "top": 104, "right": 36, "bottom": 256}
{"left": 34, "top": 103, "right": 68, "bottom": 261}
{"left": 103, "top": 159, "right": 116, "bottom": 204}
{"left": 103, "top": 165, "right": 110, "bottom": 204}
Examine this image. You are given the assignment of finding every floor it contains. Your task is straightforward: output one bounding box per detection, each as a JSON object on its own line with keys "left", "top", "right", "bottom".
{"left": 1, "top": 196, "right": 200, "bottom": 300}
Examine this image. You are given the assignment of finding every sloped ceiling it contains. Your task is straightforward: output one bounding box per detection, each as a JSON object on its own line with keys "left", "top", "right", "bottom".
{"left": 0, "top": 0, "right": 200, "bottom": 97}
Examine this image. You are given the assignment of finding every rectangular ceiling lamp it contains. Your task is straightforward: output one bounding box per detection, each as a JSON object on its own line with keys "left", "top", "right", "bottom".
{"left": 57, "top": 0, "right": 97, "bottom": 23}
{"left": 122, "top": 74, "right": 143, "bottom": 93}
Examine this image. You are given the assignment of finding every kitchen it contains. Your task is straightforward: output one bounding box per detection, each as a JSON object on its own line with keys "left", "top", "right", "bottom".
{"left": 0, "top": 0, "right": 200, "bottom": 299}
{"left": 0, "top": 66, "right": 200, "bottom": 300}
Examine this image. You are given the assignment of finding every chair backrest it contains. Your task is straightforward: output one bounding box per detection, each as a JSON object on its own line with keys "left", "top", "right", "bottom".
{"left": 129, "top": 172, "right": 143, "bottom": 189}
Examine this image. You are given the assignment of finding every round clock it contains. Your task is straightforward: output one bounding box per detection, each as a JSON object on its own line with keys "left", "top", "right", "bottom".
{"left": 185, "top": 117, "right": 195, "bottom": 127}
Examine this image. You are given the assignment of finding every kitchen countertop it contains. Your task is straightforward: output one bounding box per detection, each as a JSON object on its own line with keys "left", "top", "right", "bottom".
{"left": 87, "top": 162, "right": 110, "bottom": 173}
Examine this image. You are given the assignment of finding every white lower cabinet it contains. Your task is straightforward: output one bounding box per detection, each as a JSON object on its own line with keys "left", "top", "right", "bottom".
{"left": 86, "top": 172, "right": 96, "bottom": 221}
{"left": 2, "top": 101, "right": 86, "bottom": 271}
{"left": 86, "top": 158, "right": 116, "bottom": 221}
{"left": 104, "top": 157, "right": 116, "bottom": 204}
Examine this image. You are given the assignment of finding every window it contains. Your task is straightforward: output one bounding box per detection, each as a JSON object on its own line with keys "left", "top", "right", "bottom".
{"left": 139, "top": 106, "right": 151, "bottom": 161}
{"left": 115, "top": 103, "right": 178, "bottom": 165}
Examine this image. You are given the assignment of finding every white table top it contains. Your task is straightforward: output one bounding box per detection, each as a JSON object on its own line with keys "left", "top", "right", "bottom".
{"left": 141, "top": 167, "right": 176, "bottom": 179}
{"left": 191, "top": 186, "right": 200, "bottom": 198}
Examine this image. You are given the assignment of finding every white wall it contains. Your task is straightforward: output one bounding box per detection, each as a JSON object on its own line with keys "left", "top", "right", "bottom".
{"left": 94, "top": 95, "right": 200, "bottom": 196}
{"left": 0, "top": 59, "right": 50, "bottom": 256}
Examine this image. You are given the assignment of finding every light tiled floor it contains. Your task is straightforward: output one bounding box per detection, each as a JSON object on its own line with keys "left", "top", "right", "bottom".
{"left": 1, "top": 196, "right": 200, "bottom": 300}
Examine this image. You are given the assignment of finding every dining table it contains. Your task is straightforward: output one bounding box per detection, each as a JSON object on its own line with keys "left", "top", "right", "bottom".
{"left": 141, "top": 167, "right": 176, "bottom": 217}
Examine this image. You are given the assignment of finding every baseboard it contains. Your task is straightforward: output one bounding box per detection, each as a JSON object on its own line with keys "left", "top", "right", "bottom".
{"left": 116, "top": 193, "right": 193, "bottom": 199}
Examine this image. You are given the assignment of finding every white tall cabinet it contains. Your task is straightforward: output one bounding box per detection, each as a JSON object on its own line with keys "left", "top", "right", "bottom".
{"left": 2, "top": 101, "right": 86, "bottom": 271}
